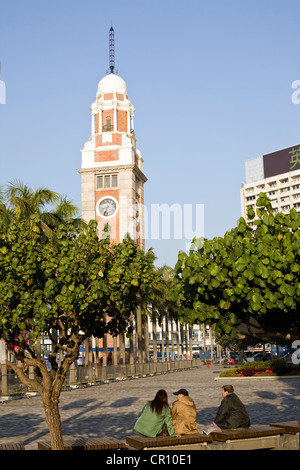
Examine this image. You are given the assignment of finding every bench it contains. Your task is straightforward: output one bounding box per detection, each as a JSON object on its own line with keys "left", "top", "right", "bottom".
{"left": 270, "top": 421, "right": 300, "bottom": 450}
{"left": 0, "top": 442, "right": 25, "bottom": 450}
{"left": 270, "top": 420, "right": 300, "bottom": 432}
{"left": 207, "top": 424, "right": 298, "bottom": 450}
{"left": 38, "top": 436, "right": 126, "bottom": 450}
{"left": 126, "top": 433, "right": 211, "bottom": 450}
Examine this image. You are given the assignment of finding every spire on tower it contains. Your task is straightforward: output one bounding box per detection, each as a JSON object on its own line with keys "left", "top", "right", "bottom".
{"left": 107, "top": 26, "right": 118, "bottom": 75}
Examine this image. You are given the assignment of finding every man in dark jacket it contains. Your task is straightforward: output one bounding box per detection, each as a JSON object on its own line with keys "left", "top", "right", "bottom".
{"left": 213, "top": 385, "right": 250, "bottom": 429}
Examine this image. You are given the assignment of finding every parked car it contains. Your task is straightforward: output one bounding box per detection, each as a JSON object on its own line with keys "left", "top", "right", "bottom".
{"left": 253, "top": 352, "right": 271, "bottom": 362}
{"left": 243, "top": 351, "right": 255, "bottom": 362}
{"left": 281, "top": 349, "right": 298, "bottom": 363}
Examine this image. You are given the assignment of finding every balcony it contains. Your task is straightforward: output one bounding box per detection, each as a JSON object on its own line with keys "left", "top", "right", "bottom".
{"left": 102, "top": 124, "right": 113, "bottom": 132}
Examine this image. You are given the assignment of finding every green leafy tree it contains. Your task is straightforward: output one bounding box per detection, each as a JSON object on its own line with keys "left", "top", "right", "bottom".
{"left": 174, "top": 193, "right": 300, "bottom": 344}
{"left": 0, "top": 216, "right": 155, "bottom": 449}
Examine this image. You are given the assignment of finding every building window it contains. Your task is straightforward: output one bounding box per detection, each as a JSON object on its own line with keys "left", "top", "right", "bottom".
{"left": 112, "top": 174, "right": 118, "bottom": 187}
{"left": 97, "top": 174, "right": 118, "bottom": 189}
{"left": 97, "top": 176, "right": 103, "bottom": 189}
{"left": 103, "top": 117, "right": 113, "bottom": 132}
{"left": 104, "top": 175, "right": 110, "bottom": 188}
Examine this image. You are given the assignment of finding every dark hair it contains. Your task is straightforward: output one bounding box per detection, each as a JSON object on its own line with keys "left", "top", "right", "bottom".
{"left": 150, "top": 389, "right": 169, "bottom": 415}
{"left": 223, "top": 385, "right": 234, "bottom": 393}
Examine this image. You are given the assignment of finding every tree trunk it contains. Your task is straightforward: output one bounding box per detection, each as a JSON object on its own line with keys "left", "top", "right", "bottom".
{"left": 165, "top": 313, "right": 170, "bottom": 362}
{"left": 144, "top": 312, "right": 149, "bottom": 363}
{"left": 102, "top": 333, "right": 107, "bottom": 366}
{"left": 180, "top": 323, "right": 184, "bottom": 359}
{"left": 152, "top": 306, "right": 158, "bottom": 363}
{"left": 170, "top": 318, "right": 175, "bottom": 361}
{"left": 161, "top": 315, "right": 165, "bottom": 362}
{"left": 43, "top": 393, "right": 64, "bottom": 450}
{"left": 113, "top": 335, "right": 118, "bottom": 365}
{"left": 209, "top": 326, "right": 214, "bottom": 361}
{"left": 129, "top": 314, "right": 135, "bottom": 365}
{"left": 185, "top": 323, "right": 189, "bottom": 358}
{"left": 189, "top": 324, "right": 193, "bottom": 360}
{"left": 119, "top": 332, "right": 125, "bottom": 365}
{"left": 176, "top": 320, "right": 180, "bottom": 361}
{"left": 136, "top": 303, "right": 143, "bottom": 363}
{"left": 203, "top": 324, "right": 207, "bottom": 362}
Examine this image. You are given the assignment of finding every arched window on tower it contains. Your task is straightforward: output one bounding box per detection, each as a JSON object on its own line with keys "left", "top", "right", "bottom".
{"left": 103, "top": 117, "right": 113, "bottom": 132}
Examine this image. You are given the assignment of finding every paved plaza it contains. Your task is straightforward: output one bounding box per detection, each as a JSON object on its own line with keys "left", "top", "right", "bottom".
{"left": 0, "top": 364, "right": 300, "bottom": 450}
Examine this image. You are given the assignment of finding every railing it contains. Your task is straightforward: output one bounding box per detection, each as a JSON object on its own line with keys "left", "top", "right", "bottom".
{"left": 102, "top": 124, "right": 113, "bottom": 132}
{"left": 0, "top": 359, "right": 203, "bottom": 396}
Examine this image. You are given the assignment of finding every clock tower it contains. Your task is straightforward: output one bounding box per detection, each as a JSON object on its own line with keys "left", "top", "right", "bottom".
{"left": 78, "top": 28, "right": 147, "bottom": 248}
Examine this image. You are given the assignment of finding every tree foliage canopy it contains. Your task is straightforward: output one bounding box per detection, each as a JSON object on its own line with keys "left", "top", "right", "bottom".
{"left": 174, "top": 193, "right": 300, "bottom": 344}
{"left": 0, "top": 216, "right": 156, "bottom": 361}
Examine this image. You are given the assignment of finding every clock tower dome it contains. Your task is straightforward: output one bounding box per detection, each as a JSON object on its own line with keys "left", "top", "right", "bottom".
{"left": 78, "top": 28, "right": 147, "bottom": 248}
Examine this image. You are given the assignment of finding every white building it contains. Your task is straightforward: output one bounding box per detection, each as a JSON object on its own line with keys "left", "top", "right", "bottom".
{"left": 240, "top": 144, "right": 300, "bottom": 225}
{"left": 146, "top": 316, "right": 216, "bottom": 360}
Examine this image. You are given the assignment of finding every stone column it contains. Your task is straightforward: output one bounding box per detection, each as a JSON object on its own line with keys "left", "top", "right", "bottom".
{"left": 113, "top": 101, "right": 117, "bottom": 132}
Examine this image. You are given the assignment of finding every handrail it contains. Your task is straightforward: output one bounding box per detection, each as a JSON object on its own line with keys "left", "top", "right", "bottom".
{"left": 102, "top": 124, "right": 113, "bottom": 132}
{"left": 0, "top": 359, "right": 204, "bottom": 396}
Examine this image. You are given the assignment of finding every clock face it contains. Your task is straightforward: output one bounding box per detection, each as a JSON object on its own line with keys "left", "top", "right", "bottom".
{"left": 97, "top": 196, "right": 118, "bottom": 218}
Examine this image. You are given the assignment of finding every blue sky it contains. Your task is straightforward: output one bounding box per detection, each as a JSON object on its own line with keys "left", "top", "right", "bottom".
{"left": 1, "top": 0, "right": 300, "bottom": 267}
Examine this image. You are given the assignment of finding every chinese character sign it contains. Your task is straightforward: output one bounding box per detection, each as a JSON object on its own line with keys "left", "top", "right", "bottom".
{"left": 263, "top": 144, "right": 300, "bottom": 178}
{"left": 289, "top": 146, "right": 300, "bottom": 171}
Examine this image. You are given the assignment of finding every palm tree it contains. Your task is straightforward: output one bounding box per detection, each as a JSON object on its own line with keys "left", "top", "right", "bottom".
{"left": 3, "top": 180, "right": 85, "bottom": 236}
{"left": 149, "top": 265, "right": 180, "bottom": 362}
{"left": 0, "top": 185, "right": 12, "bottom": 226}
{"left": 5, "top": 180, "right": 59, "bottom": 217}
{"left": 50, "top": 194, "right": 85, "bottom": 232}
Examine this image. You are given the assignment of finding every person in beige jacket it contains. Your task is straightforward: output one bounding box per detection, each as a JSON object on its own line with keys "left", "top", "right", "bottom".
{"left": 171, "top": 388, "right": 198, "bottom": 435}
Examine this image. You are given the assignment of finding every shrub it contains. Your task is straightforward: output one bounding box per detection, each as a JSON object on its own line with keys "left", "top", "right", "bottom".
{"left": 241, "top": 360, "right": 286, "bottom": 370}
{"left": 219, "top": 369, "right": 239, "bottom": 377}
{"left": 219, "top": 361, "right": 300, "bottom": 377}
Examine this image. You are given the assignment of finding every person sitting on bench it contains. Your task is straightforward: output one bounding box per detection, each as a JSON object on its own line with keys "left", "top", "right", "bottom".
{"left": 171, "top": 388, "right": 198, "bottom": 435}
{"left": 213, "top": 384, "right": 250, "bottom": 430}
{"left": 134, "top": 389, "right": 180, "bottom": 437}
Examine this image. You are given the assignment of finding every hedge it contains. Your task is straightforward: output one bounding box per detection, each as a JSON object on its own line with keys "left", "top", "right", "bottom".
{"left": 219, "top": 361, "right": 300, "bottom": 377}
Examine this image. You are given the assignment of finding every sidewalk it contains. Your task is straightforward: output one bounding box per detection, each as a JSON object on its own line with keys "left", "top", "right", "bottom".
{"left": 0, "top": 364, "right": 299, "bottom": 450}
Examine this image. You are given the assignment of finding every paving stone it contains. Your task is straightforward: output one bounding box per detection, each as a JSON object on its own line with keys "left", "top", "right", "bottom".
{"left": 0, "top": 365, "right": 299, "bottom": 450}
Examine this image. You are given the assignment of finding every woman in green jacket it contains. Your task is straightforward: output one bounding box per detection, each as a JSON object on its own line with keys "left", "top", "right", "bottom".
{"left": 134, "top": 389, "right": 178, "bottom": 437}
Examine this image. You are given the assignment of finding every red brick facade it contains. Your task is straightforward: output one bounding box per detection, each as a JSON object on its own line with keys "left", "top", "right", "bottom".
{"left": 95, "top": 149, "right": 119, "bottom": 162}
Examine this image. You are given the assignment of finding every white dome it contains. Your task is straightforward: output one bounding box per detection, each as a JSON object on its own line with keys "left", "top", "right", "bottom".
{"left": 97, "top": 73, "right": 127, "bottom": 96}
